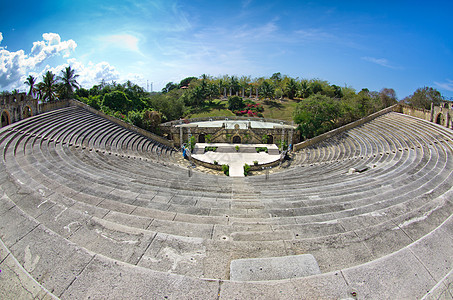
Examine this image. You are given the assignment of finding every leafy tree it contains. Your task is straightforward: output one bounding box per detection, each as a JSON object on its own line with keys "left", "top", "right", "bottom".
{"left": 294, "top": 94, "right": 341, "bottom": 140}
{"left": 379, "top": 88, "right": 397, "bottom": 108}
{"left": 180, "top": 76, "right": 197, "bottom": 88}
{"left": 103, "top": 90, "right": 131, "bottom": 113}
{"left": 228, "top": 96, "right": 245, "bottom": 111}
{"left": 331, "top": 85, "right": 343, "bottom": 98}
{"left": 75, "top": 87, "right": 90, "bottom": 98}
{"left": 58, "top": 66, "right": 80, "bottom": 99}
{"left": 355, "top": 88, "right": 373, "bottom": 117}
{"left": 404, "top": 87, "right": 442, "bottom": 109}
{"left": 148, "top": 89, "right": 185, "bottom": 121}
{"left": 162, "top": 82, "right": 178, "bottom": 93}
{"left": 24, "top": 75, "right": 36, "bottom": 97}
{"left": 309, "top": 80, "right": 323, "bottom": 95}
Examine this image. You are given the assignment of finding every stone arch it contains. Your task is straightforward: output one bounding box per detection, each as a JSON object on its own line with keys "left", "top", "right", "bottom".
{"left": 436, "top": 113, "right": 444, "bottom": 125}
{"left": 232, "top": 135, "right": 241, "bottom": 144}
{"left": 198, "top": 134, "right": 206, "bottom": 143}
{"left": 1, "top": 110, "right": 11, "bottom": 128}
{"left": 22, "top": 105, "right": 32, "bottom": 119}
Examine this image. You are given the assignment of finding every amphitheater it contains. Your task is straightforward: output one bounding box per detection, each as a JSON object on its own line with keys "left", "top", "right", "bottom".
{"left": 0, "top": 100, "right": 452, "bottom": 299}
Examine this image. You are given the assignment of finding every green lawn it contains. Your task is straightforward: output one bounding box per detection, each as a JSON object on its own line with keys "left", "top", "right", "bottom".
{"left": 186, "top": 98, "right": 298, "bottom": 122}
{"left": 260, "top": 99, "right": 297, "bottom": 122}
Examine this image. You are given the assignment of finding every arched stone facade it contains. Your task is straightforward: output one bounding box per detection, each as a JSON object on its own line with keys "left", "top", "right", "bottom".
{"left": 0, "top": 93, "right": 38, "bottom": 127}
{"left": 1, "top": 110, "right": 11, "bottom": 127}
{"left": 161, "top": 117, "right": 299, "bottom": 150}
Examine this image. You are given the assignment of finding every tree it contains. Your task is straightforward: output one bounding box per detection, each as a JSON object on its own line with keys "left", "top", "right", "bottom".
{"left": 37, "top": 71, "right": 58, "bottom": 102}
{"left": 228, "top": 96, "right": 244, "bottom": 111}
{"left": 285, "top": 78, "right": 299, "bottom": 99}
{"left": 294, "top": 94, "right": 341, "bottom": 140}
{"left": 259, "top": 80, "right": 274, "bottom": 99}
{"left": 270, "top": 72, "right": 282, "bottom": 85}
{"left": 179, "top": 76, "right": 197, "bottom": 88}
{"left": 229, "top": 76, "right": 240, "bottom": 95}
{"left": 331, "top": 85, "right": 343, "bottom": 99}
{"left": 405, "top": 87, "right": 442, "bottom": 110}
{"left": 298, "top": 80, "right": 310, "bottom": 98}
{"left": 355, "top": 88, "right": 372, "bottom": 117}
{"left": 58, "top": 66, "right": 80, "bottom": 99}
{"left": 103, "top": 90, "right": 131, "bottom": 113}
{"left": 162, "top": 82, "right": 178, "bottom": 93}
{"left": 379, "top": 88, "right": 397, "bottom": 108}
{"left": 24, "top": 75, "right": 36, "bottom": 97}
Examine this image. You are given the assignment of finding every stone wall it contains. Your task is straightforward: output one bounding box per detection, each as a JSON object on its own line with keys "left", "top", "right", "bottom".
{"left": 1, "top": 93, "right": 39, "bottom": 128}
{"left": 400, "top": 104, "right": 431, "bottom": 121}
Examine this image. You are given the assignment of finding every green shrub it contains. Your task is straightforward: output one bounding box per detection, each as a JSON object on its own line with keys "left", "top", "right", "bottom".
{"left": 256, "top": 147, "right": 268, "bottom": 153}
{"left": 222, "top": 164, "right": 229, "bottom": 176}
{"left": 253, "top": 160, "right": 258, "bottom": 166}
{"left": 235, "top": 145, "right": 240, "bottom": 152}
{"left": 205, "top": 146, "right": 218, "bottom": 152}
{"left": 188, "top": 136, "right": 196, "bottom": 151}
{"left": 213, "top": 160, "right": 218, "bottom": 165}
{"left": 243, "top": 163, "right": 251, "bottom": 176}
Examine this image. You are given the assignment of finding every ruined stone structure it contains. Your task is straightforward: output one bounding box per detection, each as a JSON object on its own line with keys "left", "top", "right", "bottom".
{"left": 400, "top": 101, "right": 453, "bottom": 128}
{"left": 1, "top": 93, "right": 73, "bottom": 128}
{"left": 0, "top": 93, "right": 38, "bottom": 128}
{"left": 160, "top": 117, "right": 299, "bottom": 149}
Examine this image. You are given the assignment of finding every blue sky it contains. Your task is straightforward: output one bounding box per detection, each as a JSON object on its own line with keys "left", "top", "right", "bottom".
{"left": 1, "top": 0, "right": 452, "bottom": 99}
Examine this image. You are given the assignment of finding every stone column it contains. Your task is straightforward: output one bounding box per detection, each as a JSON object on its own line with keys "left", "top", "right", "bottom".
{"left": 281, "top": 127, "right": 285, "bottom": 151}
{"left": 179, "top": 126, "right": 183, "bottom": 148}
{"left": 430, "top": 102, "right": 434, "bottom": 122}
{"left": 288, "top": 128, "right": 294, "bottom": 150}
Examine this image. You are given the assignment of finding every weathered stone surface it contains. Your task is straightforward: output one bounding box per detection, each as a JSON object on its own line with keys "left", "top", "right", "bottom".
{"left": 61, "top": 255, "right": 220, "bottom": 300}
{"left": 230, "top": 254, "right": 321, "bottom": 281}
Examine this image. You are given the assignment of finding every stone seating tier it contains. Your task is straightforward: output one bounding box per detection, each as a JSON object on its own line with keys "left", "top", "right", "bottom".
{"left": 0, "top": 106, "right": 452, "bottom": 299}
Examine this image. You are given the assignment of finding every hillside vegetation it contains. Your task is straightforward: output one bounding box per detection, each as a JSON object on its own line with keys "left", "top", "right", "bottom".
{"left": 5, "top": 70, "right": 444, "bottom": 141}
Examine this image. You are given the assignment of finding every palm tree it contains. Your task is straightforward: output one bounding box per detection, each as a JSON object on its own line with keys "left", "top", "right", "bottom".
{"left": 58, "top": 66, "right": 80, "bottom": 99}
{"left": 285, "top": 78, "right": 299, "bottom": 100}
{"left": 259, "top": 80, "right": 275, "bottom": 100}
{"left": 24, "top": 75, "right": 37, "bottom": 97}
{"left": 38, "top": 71, "right": 58, "bottom": 102}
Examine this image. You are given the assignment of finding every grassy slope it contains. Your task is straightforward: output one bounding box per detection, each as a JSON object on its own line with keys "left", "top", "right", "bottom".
{"left": 188, "top": 98, "right": 298, "bottom": 122}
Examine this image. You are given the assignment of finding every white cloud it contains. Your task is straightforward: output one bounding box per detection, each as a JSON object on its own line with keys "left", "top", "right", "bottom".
{"left": 40, "top": 58, "right": 120, "bottom": 89}
{"left": 434, "top": 79, "right": 453, "bottom": 92}
{"left": 0, "top": 32, "right": 3, "bottom": 44}
{"left": 361, "top": 56, "right": 396, "bottom": 69}
{"left": 0, "top": 32, "right": 121, "bottom": 91}
{"left": 0, "top": 33, "right": 77, "bottom": 90}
